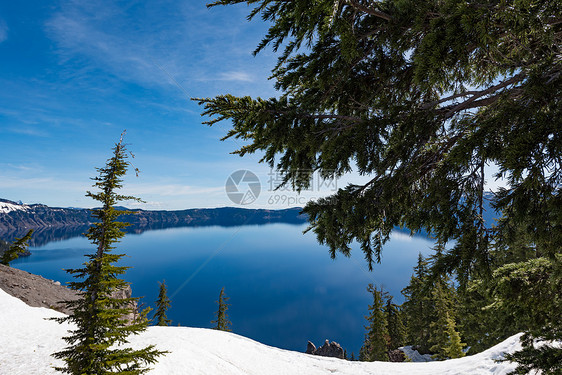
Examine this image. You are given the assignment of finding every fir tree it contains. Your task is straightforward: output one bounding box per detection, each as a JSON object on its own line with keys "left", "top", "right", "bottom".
{"left": 52, "top": 134, "right": 165, "bottom": 374}
{"left": 384, "top": 296, "right": 406, "bottom": 351}
{"left": 360, "top": 284, "right": 389, "bottom": 361}
{"left": 401, "top": 253, "right": 432, "bottom": 353}
{"left": 494, "top": 257, "right": 562, "bottom": 374}
{"left": 211, "top": 287, "right": 231, "bottom": 331}
{"left": 197, "top": 1, "right": 561, "bottom": 371}
{"left": 444, "top": 315, "right": 466, "bottom": 359}
{"left": 428, "top": 280, "right": 465, "bottom": 359}
{"left": 154, "top": 280, "right": 172, "bottom": 326}
{"left": 1, "top": 230, "right": 33, "bottom": 266}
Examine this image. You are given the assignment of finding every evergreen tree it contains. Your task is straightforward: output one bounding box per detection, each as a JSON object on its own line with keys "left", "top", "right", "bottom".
{"left": 401, "top": 253, "right": 432, "bottom": 353}
{"left": 384, "top": 296, "right": 406, "bottom": 351}
{"left": 196, "top": 1, "right": 561, "bottom": 371}
{"left": 52, "top": 134, "right": 165, "bottom": 374}
{"left": 1, "top": 230, "right": 33, "bottom": 266}
{"left": 444, "top": 315, "right": 466, "bottom": 359}
{"left": 428, "top": 280, "right": 465, "bottom": 359}
{"left": 360, "top": 284, "right": 389, "bottom": 362}
{"left": 211, "top": 287, "right": 231, "bottom": 331}
{"left": 456, "top": 276, "right": 524, "bottom": 355}
{"left": 154, "top": 280, "right": 172, "bottom": 326}
{"left": 493, "top": 257, "right": 562, "bottom": 374}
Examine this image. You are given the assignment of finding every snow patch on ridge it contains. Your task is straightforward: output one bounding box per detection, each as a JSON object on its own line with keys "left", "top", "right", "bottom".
{"left": 0, "top": 201, "right": 29, "bottom": 214}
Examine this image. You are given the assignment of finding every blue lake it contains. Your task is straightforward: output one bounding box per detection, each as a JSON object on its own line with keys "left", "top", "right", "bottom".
{"left": 12, "top": 223, "right": 434, "bottom": 356}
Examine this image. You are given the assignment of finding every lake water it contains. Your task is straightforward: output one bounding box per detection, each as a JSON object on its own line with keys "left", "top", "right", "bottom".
{"left": 12, "top": 223, "right": 434, "bottom": 356}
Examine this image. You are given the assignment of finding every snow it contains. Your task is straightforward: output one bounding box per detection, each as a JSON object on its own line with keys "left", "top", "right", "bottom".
{"left": 0, "top": 201, "right": 28, "bottom": 214}
{"left": 0, "top": 288, "right": 521, "bottom": 375}
{"left": 400, "top": 346, "right": 435, "bottom": 362}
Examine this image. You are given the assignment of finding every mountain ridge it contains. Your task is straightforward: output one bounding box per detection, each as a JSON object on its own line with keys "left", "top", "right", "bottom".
{"left": 0, "top": 198, "right": 307, "bottom": 243}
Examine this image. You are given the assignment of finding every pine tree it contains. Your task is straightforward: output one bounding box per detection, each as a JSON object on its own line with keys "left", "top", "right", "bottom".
{"left": 1, "top": 229, "right": 33, "bottom": 266}
{"left": 52, "top": 134, "right": 165, "bottom": 374}
{"left": 211, "top": 287, "right": 231, "bottom": 331}
{"left": 384, "top": 296, "right": 406, "bottom": 351}
{"left": 154, "top": 280, "right": 172, "bottom": 326}
{"left": 360, "top": 284, "right": 389, "bottom": 361}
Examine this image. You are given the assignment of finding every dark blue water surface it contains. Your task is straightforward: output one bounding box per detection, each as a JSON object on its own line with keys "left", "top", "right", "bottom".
{"left": 12, "top": 223, "right": 434, "bottom": 356}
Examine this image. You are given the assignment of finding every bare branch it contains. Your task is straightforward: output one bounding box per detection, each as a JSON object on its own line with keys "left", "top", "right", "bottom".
{"left": 421, "top": 91, "right": 481, "bottom": 109}
{"left": 435, "top": 73, "right": 526, "bottom": 118}
{"left": 347, "top": 0, "right": 392, "bottom": 21}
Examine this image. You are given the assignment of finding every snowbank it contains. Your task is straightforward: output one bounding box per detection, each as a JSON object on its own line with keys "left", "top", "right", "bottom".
{"left": 0, "top": 288, "right": 521, "bottom": 374}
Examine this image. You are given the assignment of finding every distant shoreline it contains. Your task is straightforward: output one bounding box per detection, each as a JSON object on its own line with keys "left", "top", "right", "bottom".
{"left": 0, "top": 198, "right": 308, "bottom": 245}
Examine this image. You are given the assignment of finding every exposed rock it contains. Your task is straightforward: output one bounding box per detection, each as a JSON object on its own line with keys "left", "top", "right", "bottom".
{"left": 0, "top": 264, "right": 137, "bottom": 321}
{"left": 0, "top": 263, "right": 79, "bottom": 314}
{"left": 388, "top": 349, "right": 406, "bottom": 362}
{"left": 110, "top": 284, "right": 137, "bottom": 322}
{"left": 306, "top": 339, "right": 345, "bottom": 359}
{"left": 306, "top": 341, "right": 316, "bottom": 354}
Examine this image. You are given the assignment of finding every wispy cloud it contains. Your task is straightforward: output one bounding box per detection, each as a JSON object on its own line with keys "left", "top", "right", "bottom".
{"left": 125, "top": 200, "right": 165, "bottom": 210}
{"left": 0, "top": 19, "right": 8, "bottom": 43}
{"left": 43, "top": 0, "right": 276, "bottom": 99}
{"left": 217, "top": 71, "right": 255, "bottom": 82}
{"left": 3, "top": 126, "right": 50, "bottom": 137}
{"left": 125, "top": 183, "right": 224, "bottom": 197}
{"left": 45, "top": 11, "right": 159, "bottom": 87}
{"left": 0, "top": 175, "right": 87, "bottom": 193}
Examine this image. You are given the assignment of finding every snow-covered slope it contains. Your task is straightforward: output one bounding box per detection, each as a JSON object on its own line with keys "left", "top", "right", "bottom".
{"left": 0, "top": 288, "right": 520, "bottom": 375}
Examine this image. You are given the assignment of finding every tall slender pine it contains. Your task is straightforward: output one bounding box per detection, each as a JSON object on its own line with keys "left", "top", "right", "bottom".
{"left": 211, "top": 287, "right": 231, "bottom": 331}
{"left": 52, "top": 134, "right": 165, "bottom": 374}
{"left": 154, "top": 280, "right": 172, "bottom": 326}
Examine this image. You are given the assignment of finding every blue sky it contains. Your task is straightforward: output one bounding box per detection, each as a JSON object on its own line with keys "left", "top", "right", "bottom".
{"left": 0, "top": 0, "right": 306, "bottom": 209}
{"left": 0, "top": 0, "right": 504, "bottom": 210}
